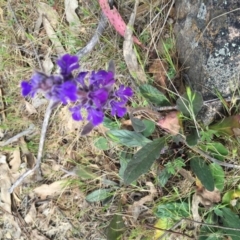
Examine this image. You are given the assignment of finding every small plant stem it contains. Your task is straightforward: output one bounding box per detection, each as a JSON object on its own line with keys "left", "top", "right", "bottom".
{"left": 189, "top": 145, "right": 240, "bottom": 169}
{"left": 9, "top": 101, "right": 55, "bottom": 193}
{"left": 76, "top": 12, "right": 107, "bottom": 59}
{"left": 35, "top": 100, "right": 55, "bottom": 179}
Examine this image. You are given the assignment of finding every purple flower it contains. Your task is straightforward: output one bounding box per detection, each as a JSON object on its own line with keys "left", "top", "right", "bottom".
{"left": 21, "top": 81, "right": 32, "bottom": 96}
{"left": 57, "top": 54, "right": 79, "bottom": 78}
{"left": 115, "top": 85, "right": 133, "bottom": 102}
{"left": 70, "top": 105, "right": 83, "bottom": 121}
{"left": 59, "top": 81, "right": 77, "bottom": 104}
{"left": 88, "top": 88, "right": 109, "bottom": 108}
{"left": 89, "top": 70, "right": 115, "bottom": 90}
{"left": 87, "top": 107, "right": 104, "bottom": 126}
{"left": 20, "top": 54, "right": 133, "bottom": 131}
{"left": 110, "top": 101, "right": 127, "bottom": 117}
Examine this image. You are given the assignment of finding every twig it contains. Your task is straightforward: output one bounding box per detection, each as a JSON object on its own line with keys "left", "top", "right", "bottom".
{"left": 146, "top": 222, "right": 194, "bottom": 239}
{"left": 76, "top": 12, "right": 108, "bottom": 59}
{"left": 0, "top": 124, "right": 35, "bottom": 147}
{"left": 183, "top": 217, "right": 240, "bottom": 232}
{"left": 35, "top": 100, "right": 55, "bottom": 178}
{"left": 190, "top": 145, "right": 240, "bottom": 169}
{"left": 9, "top": 101, "right": 54, "bottom": 193}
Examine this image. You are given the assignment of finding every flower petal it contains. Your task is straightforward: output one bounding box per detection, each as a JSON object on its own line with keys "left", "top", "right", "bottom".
{"left": 115, "top": 85, "right": 133, "bottom": 101}
{"left": 70, "top": 105, "right": 83, "bottom": 121}
{"left": 76, "top": 71, "right": 88, "bottom": 86}
{"left": 60, "top": 81, "right": 77, "bottom": 103}
{"left": 90, "top": 70, "right": 115, "bottom": 89}
{"left": 87, "top": 107, "right": 104, "bottom": 126}
{"left": 110, "top": 101, "right": 127, "bottom": 117}
{"left": 57, "top": 54, "right": 79, "bottom": 77}
{"left": 21, "top": 81, "right": 32, "bottom": 96}
{"left": 89, "top": 88, "right": 108, "bottom": 107}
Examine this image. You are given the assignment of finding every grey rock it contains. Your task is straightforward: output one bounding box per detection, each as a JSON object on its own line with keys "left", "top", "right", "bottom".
{"left": 174, "top": 0, "right": 240, "bottom": 124}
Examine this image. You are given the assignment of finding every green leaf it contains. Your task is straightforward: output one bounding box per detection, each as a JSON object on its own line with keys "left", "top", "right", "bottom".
{"left": 209, "top": 115, "right": 240, "bottom": 136}
{"left": 85, "top": 189, "right": 112, "bottom": 203}
{"left": 76, "top": 165, "right": 97, "bottom": 180}
{"left": 200, "top": 142, "right": 228, "bottom": 161}
{"left": 222, "top": 190, "right": 240, "bottom": 205}
{"left": 190, "top": 157, "right": 214, "bottom": 191}
{"left": 209, "top": 163, "right": 225, "bottom": 191}
{"left": 119, "top": 151, "right": 132, "bottom": 180}
{"left": 124, "top": 137, "right": 167, "bottom": 185}
{"left": 130, "top": 117, "right": 146, "bottom": 133}
{"left": 105, "top": 214, "right": 125, "bottom": 240}
{"left": 142, "top": 120, "right": 155, "bottom": 137}
{"left": 103, "top": 117, "right": 119, "bottom": 130}
{"left": 94, "top": 137, "right": 109, "bottom": 150}
{"left": 158, "top": 168, "right": 172, "bottom": 187}
{"left": 216, "top": 207, "right": 240, "bottom": 240}
{"left": 155, "top": 202, "right": 189, "bottom": 219}
{"left": 139, "top": 84, "right": 170, "bottom": 106}
{"left": 107, "top": 130, "right": 151, "bottom": 147}
{"left": 176, "top": 90, "right": 203, "bottom": 117}
{"left": 186, "top": 128, "right": 199, "bottom": 146}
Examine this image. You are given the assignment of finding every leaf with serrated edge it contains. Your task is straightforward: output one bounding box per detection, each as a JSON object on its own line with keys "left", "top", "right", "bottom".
{"left": 124, "top": 137, "right": 166, "bottom": 185}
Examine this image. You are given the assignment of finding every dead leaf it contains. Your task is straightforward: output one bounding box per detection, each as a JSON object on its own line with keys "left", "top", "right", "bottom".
{"left": 128, "top": 182, "right": 157, "bottom": 221}
{"left": 9, "top": 147, "right": 21, "bottom": 173}
{"left": 233, "top": 128, "right": 240, "bottom": 137}
{"left": 42, "top": 54, "right": 54, "bottom": 74}
{"left": 64, "top": 0, "right": 81, "bottom": 31}
{"left": 149, "top": 59, "right": 168, "bottom": 93}
{"left": 32, "top": 94, "right": 48, "bottom": 109}
{"left": 33, "top": 180, "right": 66, "bottom": 200}
{"left": 25, "top": 100, "right": 37, "bottom": 115}
{"left": 99, "top": 0, "right": 142, "bottom": 46}
{"left": 191, "top": 193, "right": 202, "bottom": 228}
{"left": 136, "top": 0, "right": 162, "bottom": 17}
{"left": 196, "top": 178, "right": 221, "bottom": 207}
{"left": 37, "top": 2, "right": 59, "bottom": 29}
{"left": 0, "top": 7, "right": 4, "bottom": 22}
{"left": 30, "top": 230, "right": 47, "bottom": 240}
{"left": 210, "top": 115, "right": 240, "bottom": 136}
{"left": 157, "top": 111, "right": 181, "bottom": 135}
{"left": 24, "top": 202, "right": 37, "bottom": 224}
{"left": 0, "top": 155, "right": 12, "bottom": 213}
{"left": 42, "top": 17, "right": 66, "bottom": 55}
{"left": 59, "top": 106, "right": 83, "bottom": 134}
{"left": 123, "top": 1, "right": 147, "bottom": 84}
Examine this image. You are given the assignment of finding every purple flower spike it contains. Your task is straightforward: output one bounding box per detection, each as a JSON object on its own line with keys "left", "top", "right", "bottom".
{"left": 57, "top": 54, "right": 79, "bottom": 78}
{"left": 20, "top": 55, "right": 133, "bottom": 134}
{"left": 21, "top": 81, "right": 32, "bottom": 96}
